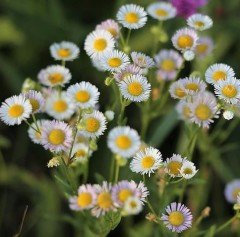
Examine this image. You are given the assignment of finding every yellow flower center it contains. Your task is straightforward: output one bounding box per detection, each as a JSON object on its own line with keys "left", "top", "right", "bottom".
{"left": 48, "top": 129, "right": 65, "bottom": 145}
{"left": 183, "top": 106, "right": 191, "bottom": 119}
{"left": 49, "top": 73, "right": 64, "bottom": 85}
{"left": 115, "top": 135, "right": 132, "bottom": 149}
{"left": 183, "top": 168, "right": 193, "bottom": 175}
{"left": 141, "top": 156, "right": 155, "bottom": 169}
{"left": 155, "top": 8, "right": 168, "bottom": 17}
{"left": 125, "top": 12, "right": 139, "bottom": 23}
{"left": 77, "top": 192, "right": 92, "bottom": 208}
{"left": 127, "top": 82, "right": 143, "bottom": 96}
{"left": 161, "top": 59, "right": 175, "bottom": 71}
{"left": 212, "top": 71, "right": 226, "bottom": 81}
{"left": 174, "top": 88, "right": 186, "bottom": 98}
{"left": 118, "top": 189, "right": 133, "bottom": 202}
{"left": 8, "top": 104, "right": 24, "bottom": 118}
{"left": 232, "top": 188, "right": 240, "bottom": 200}
{"left": 57, "top": 48, "right": 71, "bottom": 58}
{"left": 93, "top": 38, "right": 107, "bottom": 51}
{"left": 177, "top": 35, "right": 193, "bottom": 49}
{"left": 194, "top": 21, "right": 204, "bottom": 27}
{"left": 29, "top": 99, "right": 40, "bottom": 112}
{"left": 185, "top": 83, "right": 199, "bottom": 91}
{"left": 108, "top": 57, "right": 122, "bottom": 68}
{"left": 75, "top": 90, "right": 90, "bottom": 103}
{"left": 196, "top": 44, "right": 208, "bottom": 54}
{"left": 195, "top": 104, "right": 211, "bottom": 120}
{"left": 221, "top": 85, "right": 237, "bottom": 98}
{"left": 97, "top": 192, "right": 112, "bottom": 209}
{"left": 76, "top": 149, "right": 87, "bottom": 158}
{"left": 167, "top": 161, "right": 182, "bottom": 175}
{"left": 168, "top": 211, "right": 185, "bottom": 226}
{"left": 53, "top": 100, "right": 68, "bottom": 112}
{"left": 108, "top": 28, "right": 117, "bottom": 37}
{"left": 130, "top": 200, "right": 137, "bottom": 208}
{"left": 85, "top": 117, "right": 100, "bottom": 133}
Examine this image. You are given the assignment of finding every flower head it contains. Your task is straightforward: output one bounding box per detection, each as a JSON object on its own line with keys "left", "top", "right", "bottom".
{"left": 96, "top": 19, "right": 120, "bottom": 38}
{"left": 180, "top": 161, "right": 198, "bottom": 179}
{"left": 187, "top": 14, "right": 213, "bottom": 31}
{"left": 195, "top": 36, "right": 214, "bottom": 58}
{"left": 164, "top": 154, "right": 186, "bottom": 178}
{"left": 123, "top": 197, "right": 143, "bottom": 215}
{"left": 28, "top": 119, "right": 49, "bottom": 144}
{"left": 224, "top": 179, "right": 240, "bottom": 203}
{"left": 24, "top": 90, "right": 45, "bottom": 113}
{"left": 131, "top": 52, "right": 155, "bottom": 69}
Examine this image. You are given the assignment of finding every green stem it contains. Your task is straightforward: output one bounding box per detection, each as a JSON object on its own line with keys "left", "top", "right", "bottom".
{"left": 109, "top": 155, "right": 115, "bottom": 182}
{"left": 114, "top": 160, "right": 120, "bottom": 183}
{"left": 31, "top": 114, "right": 40, "bottom": 132}
{"left": 24, "top": 120, "right": 40, "bottom": 133}
{"left": 215, "top": 215, "right": 237, "bottom": 234}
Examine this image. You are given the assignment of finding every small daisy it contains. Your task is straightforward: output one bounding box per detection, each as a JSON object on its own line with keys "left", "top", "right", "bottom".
{"left": 91, "top": 57, "right": 106, "bottom": 72}
{"left": 28, "top": 119, "right": 49, "bottom": 144}
{"left": 224, "top": 179, "right": 240, "bottom": 203}
{"left": 50, "top": 41, "right": 79, "bottom": 61}
{"left": 41, "top": 120, "right": 73, "bottom": 152}
{"left": 24, "top": 90, "right": 45, "bottom": 113}
{"left": 176, "top": 101, "right": 192, "bottom": 121}
{"left": 182, "top": 77, "right": 207, "bottom": 96}
{"left": 71, "top": 143, "right": 91, "bottom": 163}
{"left": 123, "top": 197, "right": 143, "bottom": 215}
{"left": 136, "top": 181, "right": 149, "bottom": 203}
{"left": 84, "top": 29, "right": 115, "bottom": 59}
{"left": 195, "top": 36, "right": 214, "bottom": 58}
{"left": 164, "top": 154, "right": 186, "bottom": 178}
{"left": 38, "top": 65, "right": 71, "bottom": 87}
{"left": 180, "top": 161, "right": 198, "bottom": 179}
{"left": 119, "top": 75, "right": 151, "bottom": 102}
{"left": 155, "top": 49, "right": 183, "bottom": 81}
{"left": 96, "top": 19, "right": 120, "bottom": 38}
{"left": 130, "top": 147, "right": 162, "bottom": 176}
{"left": 161, "top": 202, "right": 193, "bottom": 233}
{"left": 172, "top": 27, "right": 198, "bottom": 52}
{"left": 169, "top": 80, "right": 186, "bottom": 100}
{"left": 69, "top": 184, "right": 97, "bottom": 211}
{"left": 92, "top": 182, "right": 116, "bottom": 217}
{"left": 79, "top": 111, "right": 107, "bottom": 138}
{"left": 0, "top": 95, "right": 32, "bottom": 126}
{"left": 187, "top": 14, "right": 213, "bottom": 31}
{"left": 147, "top": 2, "right": 177, "bottom": 21}
{"left": 107, "top": 126, "right": 141, "bottom": 158}
{"left": 131, "top": 52, "right": 155, "bottom": 69}
{"left": 67, "top": 82, "right": 99, "bottom": 109}
{"left": 189, "top": 92, "right": 219, "bottom": 128}
{"left": 100, "top": 50, "right": 130, "bottom": 72}
{"left": 205, "top": 63, "right": 235, "bottom": 85}
{"left": 45, "top": 91, "right": 75, "bottom": 120}
{"left": 214, "top": 77, "right": 240, "bottom": 104}
{"left": 116, "top": 4, "right": 147, "bottom": 29}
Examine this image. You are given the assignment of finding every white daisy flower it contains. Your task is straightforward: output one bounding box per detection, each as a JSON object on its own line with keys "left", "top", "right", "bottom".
{"left": 96, "top": 19, "right": 120, "bottom": 38}
{"left": 180, "top": 161, "right": 198, "bottom": 179}
{"left": 0, "top": 95, "right": 32, "bottom": 126}
{"left": 84, "top": 29, "right": 115, "bottom": 59}
{"left": 131, "top": 52, "right": 155, "bottom": 69}
{"left": 24, "top": 90, "right": 45, "bottom": 114}
{"left": 182, "top": 77, "right": 207, "bottom": 96}
{"left": 147, "top": 2, "right": 176, "bottom": 21}
{"left": 67, "top": 82, "right": 99, "bottom": 109}
{"left": 71, "top": 143, "right": 91, "bottom": 164}
{"left": 45, "top": 91, "right": 75, "bottom": 120}
{"left": 38, "top": 65, "right": 71, "bottom": 87}
{"left": 187, "top": 14, "right": 213, "bottom": 31}
{"left": 90, "top": 57, "right": 106, "bottom": 72}
{"left": 172, "top": 27, "right": 198, "bottom": 52}
{"left": 116, "top": 4, "right": 147, "bottom": 29}
{"left": 130, "top": 147, "right": 162, "bottom": 176}
{"left": 164, "top": 154, "right": 186, "bottom": 178}
{"left": 79, "top": 110, "right": 107, "bottom": 138}
{"left": 169, "top": 80, "right": 187, "bottom": 100}
{"left": 214, "top": 77, "right": 240, "bottom": 104}
{"left": 205, "top": 63, "right": 235, "bottom": 85}
{"left": 28, "top": 119, "right": 49, "bottom": 144}
{"left": 119, "top": 75, "right": 151, "bottom": 102}
{"left": 176, "top": 100, "right": 192, "bottom": 121}
{"left": 195, "top": 36, "right": 214, "bottom": 58}
{"left": 50, "top": 41, "right": 80, "bottom": 61}
{"left": 107, "top": 126, "right": 141, "bottom": 158}
{"left": 100, "top": 50, "right": 130, "bottom": 72}
{"left": 123, "top": 197, "right": 143, "bottom": 215}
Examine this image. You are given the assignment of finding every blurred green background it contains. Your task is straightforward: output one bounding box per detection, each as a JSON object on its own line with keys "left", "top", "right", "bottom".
{"left": 1, "top": 0, "right": 240, "bottom": 236}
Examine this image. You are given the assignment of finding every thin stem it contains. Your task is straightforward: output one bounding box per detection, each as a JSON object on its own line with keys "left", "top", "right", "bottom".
{"left": 109, "top": 155, "right": 115, "bottom": 182}
{"left": 31, "top": 114, "right": 40, "bottom": 132}
{"left": 24, "top": 120, "right": 40, "bottom": 133}
{"left": 215, "top": 215, "right": 237, "bottom": 234}
{"left": 14, "top": 205, "right": 28, "bottom": 237}
{"left": 114, "top": 160, "right": 120, "bottom": 183}
{"left": 125, "top": 29, "right": 131, "bottom": 47}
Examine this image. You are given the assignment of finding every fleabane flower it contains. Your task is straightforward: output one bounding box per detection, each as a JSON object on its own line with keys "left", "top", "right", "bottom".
{"left": 161, "top": 202, "right": 193, "bottom": 233}
{"left": 205, "top": 63, "right": 235, "bottom": 85}
{"left": 0, "top": 95, "right": 32, "bottom": 126}
{"left": 172, "top": 27, "right": 198, "bottom": 52}
{"left": 45, "top": 91, "right": 75, "bottom": 120}
{"left": 71, "top": 143, "right": 91, "bottom": 164}
{"left": 69, "top": 184, "right": 97, "bottom": 211}
{"left": 187, "top": 13, "right": 213, "bottom": 31}
{"left": 180, "top": 161, "right": 198, "bottom": 179}
{"left": 130, "top": 147, "right": 162, "bottom": 176}
{"left": 169, "top": 80, "right": 187, "bottom": 100}
{"left": 119, "top": 75, "right": 151, "bottom": 102}
{"left": 67, "top": 82, "right": 100, "bottom": 108}
{"left": 38, "top": 65, "right": 71, "bottom": 87}
{"left": 96, "top": 19, "right": 120, "bottom": 38}
{"left": 164, "top": 154, "right": 186, "bottom": 178}
{"left": 224, "top": 179, "right": 240, "bottom": 203}
{"left": 195, "top": 36, "right": 214, "bottom": 58}
{"left": 123, "top": 197, "right": 143, "bottom": 215}
{"left": 84, "top": 29, "right": 115, "bottom": 59}
{"left": 116, "top": 4, "right": 147, "bottom": 29}
{"left": 176, "top": 100, "right": 192, "bottom": 121}
{"left": 107, "top": 126, "right": 141, "bottom": 158}
{"left": 50, "top": 41, "right": 79, "bottom": 61}
{"left": 147, "top": 2, "right": 177, "bottom": 21}
{"left": 24, "top": 90, "right": 45, "bottom": 114}
{"left": 28, "top": 119, "right": 49, "bottom": 144}
{"left": 181, "top": 77, "right": 207, "bottom": 96}
{"left": 131, "top": 52, "right": 155, "bottom": 69}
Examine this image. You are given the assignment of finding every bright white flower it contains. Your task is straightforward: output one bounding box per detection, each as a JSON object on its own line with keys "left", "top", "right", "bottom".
{"left": 104, "top": 110, "right": 115, "bottom": 121}
{"left": 45, "top": 91, "right": 75, "bottom": 120}
{"left": 176, "top": 101, "right": 192, "bottom": 121}
{"left": 182, "top": 77, "right": 207, "bottom": 96}
{"left": 24, "top": 90, "right": 45, "bottom": 113}
{"left": 107, "top": 126, "right": 141, "bottom": 158}
{"left": 91, "top": 57, "right": 106, "bottom": 72}
{"left": 164, "top": 154, "right": 186, "bottom": 178}
{"left": 214, "top": 77, "right": 240, "bottom": 104}
{"left": 205, "top": 63, "right": 235, "bottom": 85}
{"left": 116, "top": 4, "right": 147, "bottom": 29}
{"left": 28, "top": 119, "right": 49, "bottom": 144}
{"left": 180, "top": 161, "right": 198, "bottom": 179}
{"left": 169, "top": 80, "right": 187, "bottom": 100}
{"left": 84, "top": 29, "right": 115, "bottom": 59}
{"left": 72, "top": 143, "right": 91, "bottom": 164}
{"left": 195, "top": 36, "right": 214, "bottom": 58}
{"left": 119, "top": 75, "right": 151, "bottom": 102}
{"left": 96, "top": 19, "right": 120, "bottom": 38}
{"left": 50, "top": 41, "right": 79, "bottom": 61}
{"left": 100, "top": 50, "right": 130, "bottom": 72}
{"left": 0, "top": 95, "right": 32, "bottom": 126}
{"left": 172, "top": 27, "right": 198, "bottom": 52}
{"left": 123, "top": 197, "right": 143, "bottom": 215}
{"left": 183, "top": 50, "right": 195, "bottom": 61}
{"left": 67, "top": 82, "right": 99, "bottom": 109}
{"left": 131, "top": 52, "right": 155, "bottom": 69}
{"left": 38, "top": 65, "right": 71, "bottom": 87}
{"left": 187, "top": 14, "right": 213, "bottom": 31}
{"left": 130, "top": 147, "right": 162, "bottom": 176}
{"left": 223, "top": 110, "right": 234, "bottom": 120}
{"left": 147, "top": 2, "right": 176, "bottom": 21}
